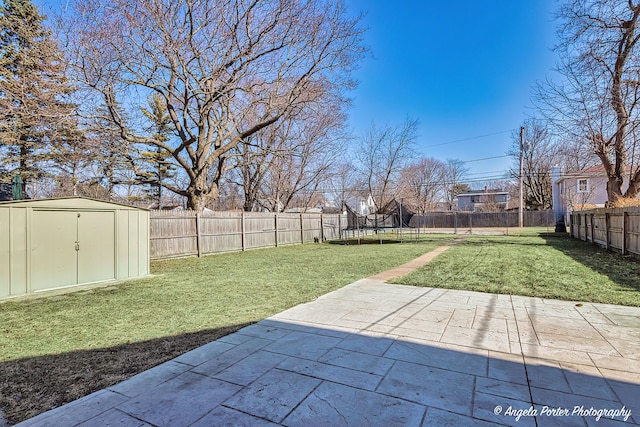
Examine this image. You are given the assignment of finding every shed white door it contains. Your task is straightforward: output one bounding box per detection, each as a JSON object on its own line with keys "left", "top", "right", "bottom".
{"left": 77, "top": 211, "right": 115, "bottom": 284}
{"left": 31, "top": 210, "right": 115, "bottom": 291}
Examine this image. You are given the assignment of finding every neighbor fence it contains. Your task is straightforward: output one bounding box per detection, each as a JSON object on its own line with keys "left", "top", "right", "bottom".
{"left": 570, "top": 207, "right": 640, "bottom": 257}
{"left": 150, "top": 210, "right": 357, "bottom": 259}
{"left": 150, "top": 209, "right": 560, "bottom": 259}
{"left": 408, "top": 210, "right": 557, "bottom": 229}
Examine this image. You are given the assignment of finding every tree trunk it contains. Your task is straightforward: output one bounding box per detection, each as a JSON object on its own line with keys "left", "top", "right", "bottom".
{"left": 186, "top": 175, "right": 217, "bottom": 211}
{"left": 606, "top": 176, "right": 624, "bottom": 205}
{"left": 623, "top": 168, "right": 640, "bottom": 198}
{"left": 243, "top": 194, "right": 256, "bottom": 212}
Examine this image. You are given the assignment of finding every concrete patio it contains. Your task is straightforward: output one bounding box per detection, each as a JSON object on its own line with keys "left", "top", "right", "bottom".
{"left": 16, "top": 277, "right": 640, "bottom": 426}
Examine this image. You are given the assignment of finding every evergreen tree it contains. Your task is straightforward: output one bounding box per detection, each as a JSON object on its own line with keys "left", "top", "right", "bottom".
{"left": 48, "top": 116, "right": 91, "bottom": 196}
{"left": 0, "top": 0, "right": 75, "bottom": 192}
{"left": 139, "top": 93, "right": 175, "bottom": 209}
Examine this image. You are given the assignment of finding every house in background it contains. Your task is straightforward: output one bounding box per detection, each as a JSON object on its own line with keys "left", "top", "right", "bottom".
{"left": 343, "top": 192, "right": 376, "bottom": 215}
{"left": 552, "top": 165, "right": 640, "bottom": 229}
{"left": 552, "top": 165, "right": 640, "bottom": 211}
{"left": 456, "top": 188, "right": 510, "bottom": 212}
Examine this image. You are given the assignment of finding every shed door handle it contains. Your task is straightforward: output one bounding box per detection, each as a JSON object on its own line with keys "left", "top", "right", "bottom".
{"left": 75, "top": 241, "right": 80, "bottom": 251}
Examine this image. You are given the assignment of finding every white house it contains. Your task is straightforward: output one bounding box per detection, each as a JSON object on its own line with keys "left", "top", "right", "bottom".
{"left": 552, "top": 165, "right": 640, "bottom": 229}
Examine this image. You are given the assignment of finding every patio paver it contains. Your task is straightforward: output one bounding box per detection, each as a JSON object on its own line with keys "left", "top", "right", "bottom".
{"left": 14, "top": 245, "right": 640, "bottom": 426}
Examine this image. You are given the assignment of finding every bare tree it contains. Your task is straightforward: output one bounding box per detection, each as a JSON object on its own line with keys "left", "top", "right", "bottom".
{"left": 442, "top": 159, "right": 469, "bottom": 210}
{"left": 355, "top": 118, "right": 418, "bottom": 212}
{"left": 326, "top": 161, "right": 357, "bottom": 212}
{"left": 536, "top": 0, "right": 640, "bottom": 203}
{"left": 63, "top": 0, "right": 366, "bottom": 210}
{"left": 231, "top": 102, "right": 343, "bottom": 212}
{"left": 232, "top": 124, "right": 283, "bottom": 212}
{"left": 399, "top": 157, "right": 445, "bottom": 214}
{"left": 263, "top": 111, "right": 343, "bottom": 212}
{"left": 508, "top": 120, "right": 560, "bottom": 210}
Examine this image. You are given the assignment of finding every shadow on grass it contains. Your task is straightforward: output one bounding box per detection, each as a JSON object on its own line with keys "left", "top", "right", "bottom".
{"left": 453, "top": 233, "right": 561, "bottom": 247}
{"left": 327, "top": 235, "right": 453, "bottom": 246}
{"left": 327, "top": 239, "right": 403, "bottom": 245}
{"left": 541, "top": 233, "right": 640, "bottom": 293}
{"left": 0, "top": 323, "right": 252, "bottom": 424}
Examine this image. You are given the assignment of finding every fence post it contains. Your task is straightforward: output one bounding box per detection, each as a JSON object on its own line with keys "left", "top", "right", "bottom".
{"left": 241, "top": 211, "right": 246, "bottom": 251}
{"left": 569, "top": 213, "right": 573, "bottom": 237}
{"left": 320, "top": 214, "right": 324, "bottom": 242}
{"left": 300, "top": 213, "right": 304, "bottom": 244}
{"left": 469, "top": 212, "right": 473, "bottom": 234}
{"left": 195, "top": 211, "right": 202, "bottom": 257}
{"left": 622, "top": 211, "right": 628, "bottom": 255}
{"left": 275, "top": 213, "right": 279, "bottom": 247}
{"left": 454, "top": 211, "right": 457, "bottom": 234}
{"left": 578, "top": 213, "right": 582, "bottom": 240}
{"left": 338, "top": 214, "right": 342, "bottom": 239}
{"left": 605, "top": 212, "right": 611, "bottom": 250}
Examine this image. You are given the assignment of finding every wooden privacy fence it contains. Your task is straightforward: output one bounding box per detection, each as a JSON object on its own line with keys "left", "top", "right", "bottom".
{"left": 150, "top": 210, "right": 349, "bottom": 260}
{"left": 570, "top": 207, "right": 640, "bottom": 257}
{"left": 409, "top": 210, "right": 556, "bottom": 229}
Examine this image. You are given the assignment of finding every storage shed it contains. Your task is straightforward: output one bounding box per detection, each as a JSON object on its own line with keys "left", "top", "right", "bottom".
{"left": 0, "top": 197, "right": 149, "bottom": 298}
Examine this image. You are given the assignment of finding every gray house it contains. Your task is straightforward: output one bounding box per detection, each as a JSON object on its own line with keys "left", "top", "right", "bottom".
{"left": 456, "top": 189, "right": 510, "bottom": 212}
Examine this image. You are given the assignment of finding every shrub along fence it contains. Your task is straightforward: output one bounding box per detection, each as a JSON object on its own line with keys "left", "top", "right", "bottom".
{"left": 570, "top": 207, "right": 640, "bottom": 257}
{"left": 150, "top": 211, "right": 353, "bottom": 259}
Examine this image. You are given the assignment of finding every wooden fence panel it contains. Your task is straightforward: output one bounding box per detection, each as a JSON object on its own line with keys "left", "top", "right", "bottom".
{"left": 570, "top": 207, "right": 640, "bottom": 257}
{"left": 244, "top": 214, "right": 277, "bottom": 250}
{"left": 628, "top": 211, "right": 640, "bottom": 256}
{"left": 408, "top": 210, "right": 555, "bottom": 229}
{"left": 199, "top": 214, "right": 243, "bottom": 254}
{"left": 302, "top": 214, "right": 322, "bottom": 243}
{"left": 150, "top": 211, "right": 350, "bottom": 259}
{"left": 280, "top": 215, "right": 302, "bottom": 246}
{"left": 149, "top": 209, "right": 559, "bottom": 260}
{"left": 149, "top": 211, "right": 198, "bottom": 259}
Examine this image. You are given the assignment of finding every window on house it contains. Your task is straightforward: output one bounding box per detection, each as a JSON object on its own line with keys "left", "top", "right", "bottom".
{"left": 577, "top": 179, "right": 588, "bottom": 193}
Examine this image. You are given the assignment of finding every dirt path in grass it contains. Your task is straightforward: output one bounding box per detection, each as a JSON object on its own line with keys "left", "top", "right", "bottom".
{"left": 368, "top": 237, "right": 464, "bottom": 281}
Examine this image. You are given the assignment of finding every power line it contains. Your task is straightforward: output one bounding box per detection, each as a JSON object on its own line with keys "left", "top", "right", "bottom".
{"left": 461, "top": 155, "right": 511, "bottom": 163}
{"left": 423, "top": 129, "right": 514, "bottom": 148}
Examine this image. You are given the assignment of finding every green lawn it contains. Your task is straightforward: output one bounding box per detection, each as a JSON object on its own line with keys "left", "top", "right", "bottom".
{"left": 3, "top": 231, "right": 640, "bottom": 423}
{"left": 0, "top": 235, "right": 450, "bottom": 423}
{"left": 393, "top": 232, "right": 640, "bottom": 307}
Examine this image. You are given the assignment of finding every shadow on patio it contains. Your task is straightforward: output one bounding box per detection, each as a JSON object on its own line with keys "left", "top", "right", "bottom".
{"left": 13, "top": 318, "right": 639, "bottom": 426}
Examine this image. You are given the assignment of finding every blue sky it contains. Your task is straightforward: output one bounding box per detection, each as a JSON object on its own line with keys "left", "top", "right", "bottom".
{"left": 35, "top": 0, "right": 560, "bottom": 186}
{"left": 346, "top": 0, "right": 559, "bottom": 183}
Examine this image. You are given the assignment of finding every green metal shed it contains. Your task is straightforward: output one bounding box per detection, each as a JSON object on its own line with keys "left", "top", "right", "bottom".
{"left": 0, "top": 197, "right": 149, "bottom": 299}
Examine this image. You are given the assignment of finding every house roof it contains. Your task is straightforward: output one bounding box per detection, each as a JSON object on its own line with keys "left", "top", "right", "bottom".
{"left": 458, "top": 189, "right": 509, "bottom": 197}
{"left": 557, "top": 164, "right": 636, "bottom": 181}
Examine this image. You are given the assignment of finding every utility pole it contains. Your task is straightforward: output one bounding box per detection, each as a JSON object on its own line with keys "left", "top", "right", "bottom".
{"left": 519, "top": 126, "right": 524, "bottom": 228}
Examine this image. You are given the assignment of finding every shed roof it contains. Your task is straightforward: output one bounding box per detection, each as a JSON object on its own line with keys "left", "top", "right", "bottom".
{"left": 0, "top": 196, "right": 148, "bottom": 210}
